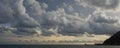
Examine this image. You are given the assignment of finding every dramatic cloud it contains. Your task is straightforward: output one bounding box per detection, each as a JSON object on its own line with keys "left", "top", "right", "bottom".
{"left": 93, "top": 13, "right": 118, "bottom": 24}
{"left": 89, "top": 12, "right": 120, "bottom": 34}
{"left": 0, "top": 0, "right": 41, "bottom": 35}
{"left": 2, "top": 0, "right": 120, "bottom": 44}
{"left": 0, "top": 0, "right": 120, "bottom": 36}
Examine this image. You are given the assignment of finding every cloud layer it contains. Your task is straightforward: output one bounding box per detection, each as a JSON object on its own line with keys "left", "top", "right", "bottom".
{"left": 0, "top": 0, "right": 120, "bottom": 36}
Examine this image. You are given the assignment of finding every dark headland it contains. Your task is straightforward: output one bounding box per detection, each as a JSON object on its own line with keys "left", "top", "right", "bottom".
{"left": 103, "top": 31, "right": 120, "bottom": 45}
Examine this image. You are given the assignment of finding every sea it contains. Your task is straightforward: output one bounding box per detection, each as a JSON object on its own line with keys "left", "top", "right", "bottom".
{"left": 0, "top": 45, "right": 120, "bottom": 48}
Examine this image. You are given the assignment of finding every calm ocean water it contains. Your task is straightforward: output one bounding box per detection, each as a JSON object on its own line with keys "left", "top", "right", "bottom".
{"left": 0, "top": 45, "right": 120, "bottom": 48}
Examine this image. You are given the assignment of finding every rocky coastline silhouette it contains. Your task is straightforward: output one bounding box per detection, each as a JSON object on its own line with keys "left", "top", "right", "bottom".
{"left": 103, "top": 31, "right": 120, "bottom": 45}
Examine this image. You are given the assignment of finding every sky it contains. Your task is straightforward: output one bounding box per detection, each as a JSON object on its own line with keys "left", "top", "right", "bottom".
{"left": 0, "top": 0, "right": 120, "bottom": 44}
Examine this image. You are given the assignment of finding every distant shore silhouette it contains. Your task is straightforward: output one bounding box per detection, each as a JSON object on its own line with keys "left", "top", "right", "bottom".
{"left": 103, "top": 31, "right": 120, "bottom": 45}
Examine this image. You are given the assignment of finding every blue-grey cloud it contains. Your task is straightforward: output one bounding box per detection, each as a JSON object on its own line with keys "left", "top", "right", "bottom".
{"left": 81, "top": 0, "right": 119, "bottom": 9}
{"left": 12, "top": 28, "right": 38, "bottom": 36}
{"left": 93, "top": 13, "right": 118, "bottom": 23}
{"left": 0, "top": 0, "right": 120, "bottom": 36}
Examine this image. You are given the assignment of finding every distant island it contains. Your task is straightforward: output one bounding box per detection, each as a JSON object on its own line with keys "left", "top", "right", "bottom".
{"left": 103, "top": 31, "right": 120, "bottom": 45}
